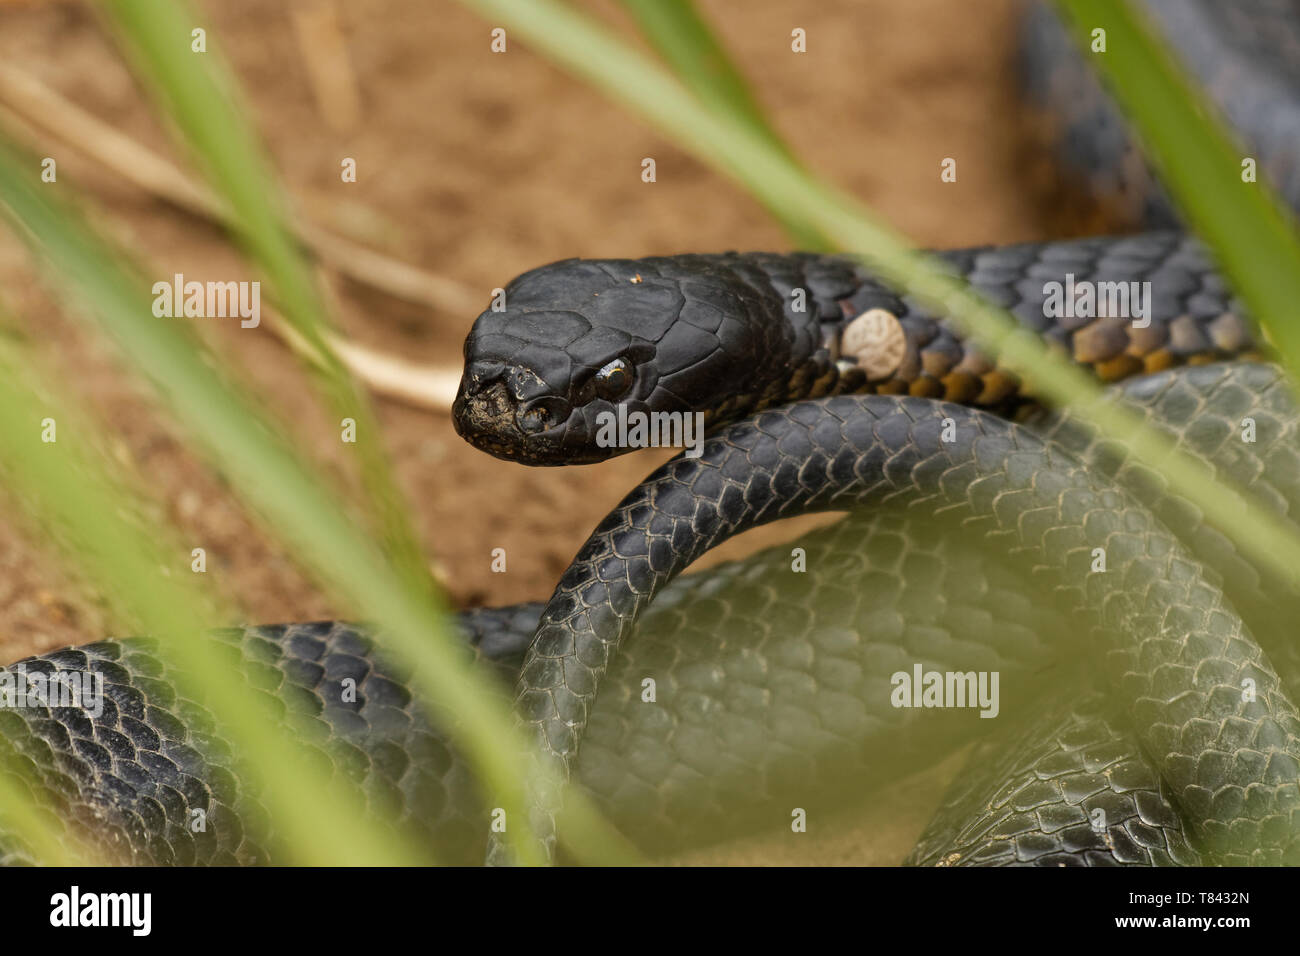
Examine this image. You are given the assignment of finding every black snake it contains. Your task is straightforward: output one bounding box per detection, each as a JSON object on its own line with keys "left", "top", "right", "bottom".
{"left": 4, "top": 0, "right": 1300, "bottom": 866}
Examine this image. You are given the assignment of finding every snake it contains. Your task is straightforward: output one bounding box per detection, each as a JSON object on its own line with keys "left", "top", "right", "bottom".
{"left": 4, "top": 0, "right": 1300, "bottom": 866}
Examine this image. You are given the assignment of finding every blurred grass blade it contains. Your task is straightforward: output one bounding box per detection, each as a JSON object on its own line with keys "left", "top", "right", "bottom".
{"left": 456, "top": 0, "right": 1300, "bottom": 608}
{"left": 100, "top": 0, "right": 430, "bottom": 590}
{"left": 0, "top": 336, "right": 425, "bottom": 865}
{"left": 0, "top": 766, "right": 97, "bottom": 865}
{"left": 0, "top": 135, "right": 635, "bottom": 865}
{"left": 620, "top": 0, "right": 776, "bottom": 141}
{"left": 619, "top": 0, "right": 828, "bottom": 249}
{"left": 1052, "top": 0, "right": 1300, "bottom": 379}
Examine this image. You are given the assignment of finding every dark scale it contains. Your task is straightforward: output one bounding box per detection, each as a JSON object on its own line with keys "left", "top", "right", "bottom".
{"left": 715, "top": 233, "right": 1263, "bottom": 428}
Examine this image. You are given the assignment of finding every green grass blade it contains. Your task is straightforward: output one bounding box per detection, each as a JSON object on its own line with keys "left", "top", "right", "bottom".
{"left": 620, "top": 0, "right": 779, "bottom": 141}
{"left": 455, "top": 0, "right": 1300, "bottom": 610}
{"left": 1052, "top": 0, "right": 1300, "bottom": 378}
{"left": 618, "top": 0, "right": 828, "bottom": 249}
{"left": 459, "top": 0, "right": 1300, "bottom": 859}
{"left": 0, "top": 133, "right": 632, "bottom": 866}
{"left": 99, "top": 0, "right": 430, "bottom": 590}
{"left": 0, "top": 337, "right": 424, "bottom": 865}
{"left": 0, "top": 765, "right": 99, "bottom": 865}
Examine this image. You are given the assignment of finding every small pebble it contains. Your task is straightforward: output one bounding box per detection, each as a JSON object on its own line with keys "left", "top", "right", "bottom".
{"left": 840, "top": 308, "right": 907, "bottom": 382}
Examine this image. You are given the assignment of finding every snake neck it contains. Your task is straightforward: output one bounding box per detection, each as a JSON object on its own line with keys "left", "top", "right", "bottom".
{"left": 722, "top": 232, "right": 1262, "bottom": 430}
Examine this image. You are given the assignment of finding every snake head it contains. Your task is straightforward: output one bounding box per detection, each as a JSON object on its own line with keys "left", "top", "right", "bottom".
{"left": 453, "top": 256, "right": 791, "bottom": 465}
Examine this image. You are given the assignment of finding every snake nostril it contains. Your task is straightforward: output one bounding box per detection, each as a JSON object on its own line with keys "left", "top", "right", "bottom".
{"left": 458, "top": 378, "right": 508, "bottom": 418}
{"left": 518, "top": 397, "right": 568, "bottom": 434}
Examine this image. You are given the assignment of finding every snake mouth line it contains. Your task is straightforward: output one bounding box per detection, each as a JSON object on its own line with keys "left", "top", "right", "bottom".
{"left": 453, "top": 377, "right": 577, "bottom": 465}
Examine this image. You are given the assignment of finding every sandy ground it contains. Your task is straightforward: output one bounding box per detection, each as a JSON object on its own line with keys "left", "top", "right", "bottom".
{"left": 0, "top": 0, "right": 1100, "bottom": 863}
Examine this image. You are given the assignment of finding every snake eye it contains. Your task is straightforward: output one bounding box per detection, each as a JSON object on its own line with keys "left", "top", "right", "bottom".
{"left": 594, "top": 358, "right": 632, "bottom": 401}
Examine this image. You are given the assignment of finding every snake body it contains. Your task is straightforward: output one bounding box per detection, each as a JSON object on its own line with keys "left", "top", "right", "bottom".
{"left": 6, "top": 359, "right": 1297, "bottom": 866}
{"left": 5, "top": 0, "right": 1300, "bottom": 865}
{"left": 1022, "top": 0, "right": 1300, "bottom": 228}
{"left": 0, "top": 515, "right": 1068, "bottom": 865}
